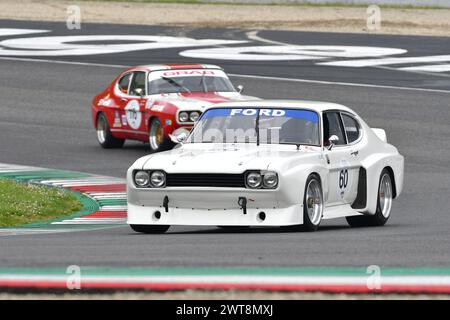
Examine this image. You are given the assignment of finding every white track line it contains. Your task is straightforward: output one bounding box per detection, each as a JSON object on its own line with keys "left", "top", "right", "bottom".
{"left": 400, "top": 64, "right": 450, "bottom": 73}
{"left": 87, "top": 192, "right": 127, "bottom": 197}
{"left": 246, "top": 30, "right": 292, "bottom": 46}
{"left": 228, "top": 73, "right": 450, "bottom": 94}
{"left": 40, "top": 178, "right": 124, "bottom": 184}
{"left": 247, "top": 30, "right": 450, "bottom": 80}
{"left": 1, "top": 54, "right": 449, "bottom": 94}
{"left": 0, "top": 56, "right": 126, "bottom": 68}
{"left": 100, "top": 206, "right": 128, "bottom": 211}
{"left": 91, "top": 196, "right": 126, "bottom": 201}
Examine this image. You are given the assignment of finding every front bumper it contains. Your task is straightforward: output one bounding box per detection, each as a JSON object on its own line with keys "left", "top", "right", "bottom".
{"left": 127, "top": 202, "right": 303, "bottom": 226}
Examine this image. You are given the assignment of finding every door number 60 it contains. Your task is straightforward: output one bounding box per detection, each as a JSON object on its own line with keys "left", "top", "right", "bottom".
{"left": 339, "top": 169, "right": 348, "bottom": 189}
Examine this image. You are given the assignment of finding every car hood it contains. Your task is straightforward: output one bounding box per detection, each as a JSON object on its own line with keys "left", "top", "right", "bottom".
{"left": 149, "top": 92, "right": 260, "bottom": 111}
{"left": 138, "top": 144, "right": 322, "bottom": 173}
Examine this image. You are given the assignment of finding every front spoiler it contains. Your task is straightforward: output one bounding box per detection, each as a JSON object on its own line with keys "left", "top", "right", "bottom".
{"left": 127, "top": 202, "right": 303, "bottom": 226}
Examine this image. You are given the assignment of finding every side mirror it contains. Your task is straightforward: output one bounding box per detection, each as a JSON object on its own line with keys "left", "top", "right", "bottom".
{"left": 237, "top": 85, "right": 244, "bottom": 93}
{"left": 169, "top": 128, "right": 190, "bottom": 144}
{"left": 327, "top": 135, "right": 339, "bottom": 150}
{"left": 135, "top": 88, "right": 145, "bottom": 98}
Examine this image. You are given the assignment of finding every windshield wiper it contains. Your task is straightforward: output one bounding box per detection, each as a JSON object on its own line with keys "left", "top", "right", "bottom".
{"left": 161, "top": 76, "right": 191, "bottom": 93}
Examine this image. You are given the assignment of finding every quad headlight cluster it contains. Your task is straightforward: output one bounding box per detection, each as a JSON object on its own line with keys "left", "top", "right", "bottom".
{"left": 245, "top": 171, "right": 278, "bottom": 189}
{"left": 134, "top": 170, "right": 166, "bottom": 188}
{"left": 178, "top": 111, "right": 201, "bottom": 123}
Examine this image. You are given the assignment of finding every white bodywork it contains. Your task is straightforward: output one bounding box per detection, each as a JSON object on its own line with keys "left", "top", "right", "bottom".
{"left": 127, "top": 100, "right": 404, "bottom": 227}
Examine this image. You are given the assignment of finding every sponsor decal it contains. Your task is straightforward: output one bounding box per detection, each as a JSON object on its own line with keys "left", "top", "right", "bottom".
{"left": 124, "top": 100, "right": 142, "bottom": 129}
{"left": 230, "top": 109, "right": 285, "bottom": 117}
{"left": 98, "top": 94, "right": 112, "bottom": 107}
{"left": 151, "top": 104, "right": 165, "bottom": 112}
{"left": 121, "top": 115, "right": 127, "bottom": 126}
{"left": 162, "top": 70, "right": 216, "bottom": 77}
{"left": 165, "top": 119, "right": 172, "bottom": 126}
{"left": 203, "top": 108, "right": 319, "bottom": 123}
{"left": 146, "top": 99, "right": 155, "bottom": 109}
{"left": 113, "top": 111, "right": 121, "bottom": 128}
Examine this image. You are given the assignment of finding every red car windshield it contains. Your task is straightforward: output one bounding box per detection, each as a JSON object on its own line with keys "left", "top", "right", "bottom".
{"left": 148, "top": 75, "right": 236, "bottom": 94}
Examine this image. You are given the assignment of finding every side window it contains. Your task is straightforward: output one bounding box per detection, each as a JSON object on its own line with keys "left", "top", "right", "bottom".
{"left": 323, "top": 112, "right": 346, "bottom": 146}
{"left": 341, "top": 114, "right": 361, "bottom": 143}
{"left": 129, "top": 72, "right": 147, "bottom": 96}
{"left": 118, "top": 73, "right": 132, "bottom": 94}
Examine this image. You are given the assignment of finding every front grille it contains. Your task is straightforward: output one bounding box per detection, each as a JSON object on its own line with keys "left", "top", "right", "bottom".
{"left": 166, "top": 173, "right": 246, "bottom": 188}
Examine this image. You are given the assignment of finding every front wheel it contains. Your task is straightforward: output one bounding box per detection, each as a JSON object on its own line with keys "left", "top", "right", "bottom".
{"left": 346, "top": 168, "right": 393, "bottom": 227}
{"left": 130, "top": 224, "right": 170, "bottom": 234}
{"left": 96, "top": 113, "right": 125, "bottom": 148}
{"left": 148, "top": 118, "right": 172, "bottom": 152}
{"left": 282, "top": 174, "right": 323, "bottom": 232}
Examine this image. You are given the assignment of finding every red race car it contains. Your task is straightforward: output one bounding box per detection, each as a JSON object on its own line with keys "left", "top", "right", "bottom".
{"left": 92, "top": 64, "right": 258, "bottom": 152}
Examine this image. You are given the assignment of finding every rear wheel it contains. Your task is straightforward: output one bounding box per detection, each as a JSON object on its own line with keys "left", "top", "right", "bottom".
{"left": 96, "top": 113, "right": 125, "bottom": 148}
{"left": 282, "top": 174, "right": 323, "bottom": 232}
{"left": 149, "top": 118, "right": 172, "bottom": 152}
{"left": 130, "top": 224, "right": 170, "bottom": 234}
{"left": 346, "top": 168, "right": 393, "bottom": 227}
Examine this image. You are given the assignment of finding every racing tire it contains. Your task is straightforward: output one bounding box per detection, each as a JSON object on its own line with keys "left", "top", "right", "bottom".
{"left": 96, "top": 113, "right": 125, "bottom": 148}
{"left": 346, "top": 168, "right": 393, "bottom": 228}
{"left": 130, "top": 224, "right": 170, "bottom": 234}
{"left": 282, "top": 174, "right": 324, "bottom": 232}
{"left": 148, "top": 118, "right": 173, "bottom": 152}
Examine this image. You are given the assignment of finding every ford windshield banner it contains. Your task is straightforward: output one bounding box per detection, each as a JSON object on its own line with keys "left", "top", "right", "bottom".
{"left": 202, "top": 108, "right": 319, "bottom": 123}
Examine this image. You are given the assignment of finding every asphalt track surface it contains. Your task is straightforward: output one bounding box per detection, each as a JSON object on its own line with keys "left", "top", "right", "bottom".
{"left": 0, "top": 20, "right": 449, "bottom": 268}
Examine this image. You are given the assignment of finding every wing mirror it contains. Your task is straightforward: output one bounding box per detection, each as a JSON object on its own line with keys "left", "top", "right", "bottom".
{"left": 169, "top": 128, "right": 190, "bottom": 144}
{"left": 327, "top": 135, "right": 339, "bottom": 150}
{"left": 135, "top": 88, "right": 145, "bottom": 98}
{"left": 237, "top": 85, "right": 244, "bottom": 93}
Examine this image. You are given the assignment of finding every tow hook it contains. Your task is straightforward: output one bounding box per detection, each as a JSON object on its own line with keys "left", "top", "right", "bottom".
{"left": 163, "top": 196, "right": 169, "bottom": 213}
{"left": 238, "top": 197, "right": 247, "bottom": 215}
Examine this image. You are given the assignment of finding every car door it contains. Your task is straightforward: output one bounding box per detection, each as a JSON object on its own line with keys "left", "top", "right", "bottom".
{"left": 323, "top": 111, "right": 360, "bottom": 206}
{"left": 113, "top": 72, "right": 135, "bottom": 138}
{"left": 126, "top": 71, "right": 148, "bottom": 139}
{"left": 115, "top": 71, "right": 148, "bottom": 139}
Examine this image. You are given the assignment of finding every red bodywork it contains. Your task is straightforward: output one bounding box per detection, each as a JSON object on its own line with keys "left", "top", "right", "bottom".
{"left": 91, "top": 64, "right": 237, "bottom": 144}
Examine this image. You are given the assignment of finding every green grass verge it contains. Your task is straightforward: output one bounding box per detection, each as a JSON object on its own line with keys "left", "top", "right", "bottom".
{"left": 73, "top": 0, "right": 448, "bottom": 10}
{"left": 0, "top": 179, "right": 82, "bottom": 228}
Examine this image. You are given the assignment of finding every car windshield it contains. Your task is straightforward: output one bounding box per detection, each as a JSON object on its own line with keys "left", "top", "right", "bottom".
{"left": 148, "top": 72, "right": 236, "bottom": 95}
{"left": 187, "top": 107, "right": 320, "bottom": 146}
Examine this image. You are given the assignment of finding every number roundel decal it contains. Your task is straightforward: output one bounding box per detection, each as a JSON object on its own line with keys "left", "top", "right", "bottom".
{"left": 339, "top": 169, "right": 348, "bottom": 189}
{"left": 125, "top": 100, "right": 142, "bottom": 130}
{"left": 338, "top": 159, "right": 352, "bottom": 200}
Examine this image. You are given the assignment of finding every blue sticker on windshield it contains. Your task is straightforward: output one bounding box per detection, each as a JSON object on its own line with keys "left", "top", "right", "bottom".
{"left": 203, "top": 108, "right": 318, "bottom": 123}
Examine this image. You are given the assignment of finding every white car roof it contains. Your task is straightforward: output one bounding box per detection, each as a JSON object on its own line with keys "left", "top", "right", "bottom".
{"left": 206, "top": 99, "right": 356, "bottom": 114}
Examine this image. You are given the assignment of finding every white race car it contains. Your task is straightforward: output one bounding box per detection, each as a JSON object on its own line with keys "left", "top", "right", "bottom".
{"left": 127, "top": 100, "right": 404, "bottom": 233}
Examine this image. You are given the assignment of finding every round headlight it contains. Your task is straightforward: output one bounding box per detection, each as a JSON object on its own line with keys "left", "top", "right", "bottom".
{"left": 179, "top": 112, "right": 189, "bottom": 122}
{"left": 246, "top": 172, "right": 262, "bottom": 189}
{"left": 263, "top": 172, "right": 278, "bottom": 188}
{"left": 150, "top": 171, "right": 166, "bottom": 188}
{"left": 134, "top": 171, "right": 150, "bottom": 187}
{"left": 189, "top": 111, "right": 200, "bottom": 122}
